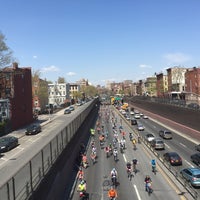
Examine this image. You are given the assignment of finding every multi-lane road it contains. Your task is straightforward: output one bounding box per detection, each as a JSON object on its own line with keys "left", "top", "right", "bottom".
{"left": 71, "top": 104, "right": 199, "bottom": 200}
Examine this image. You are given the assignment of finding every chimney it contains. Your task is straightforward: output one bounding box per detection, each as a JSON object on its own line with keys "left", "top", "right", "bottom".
{"left": 13, "top": 62, "right": 18, "bottom": 69}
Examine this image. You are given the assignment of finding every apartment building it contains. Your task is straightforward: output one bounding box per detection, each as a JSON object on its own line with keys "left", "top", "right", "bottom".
{"left": 48, "top": 83, "right": 70, "bottom": 106}
{"left": 0, "top": 63, "right": 33, "bottom": 130}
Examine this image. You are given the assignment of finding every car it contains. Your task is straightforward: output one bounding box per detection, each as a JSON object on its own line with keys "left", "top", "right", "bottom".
{"left": 131, "top": 119, "right": 137, "bottom": 125}
{"left": 190, "top": 153, "right": 200, "bottom": 166}
{"left": 0, "top": 136, "right": 19, "bottom": 153}
{"left": 130, "top": 111, "right": 134, "bottom": 115}
{"left": 159, "top": 130, "right": 172, "bottom": 139}
{"left": 145, "top": 133, "right": 155, "bottom": 142}
{"left": 137, "top": 124, "right": 145, "bottom": 131}
{"left": 134, "top": 114, "right": 140, "bottom": 119}
{"left": 180, "top": 168, "right": 200, "bottom": 187}
{"left": 163, "top": 152, "right": 182, "bottom": 166}
{"left": 151, "top": 138, "right": 165, "bottom": 150}
{"left": 143, "top": 115, "right": 148, "bottom": 119}
{"left": 64, "top": 109, "right": 71, "bottom": 114}
{"left": 195, "top": 144, "right": 200, "bottom": 151}
{"left": 25, "top": 124, "right": 42, "bottom": 135}
{"left": 68, "top": 106, "right": 75, "bottom": 111}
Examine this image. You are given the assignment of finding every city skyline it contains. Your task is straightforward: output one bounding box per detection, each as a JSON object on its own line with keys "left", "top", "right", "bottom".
{"left": 1, "top": 0, "right": 200, "bottom": 86}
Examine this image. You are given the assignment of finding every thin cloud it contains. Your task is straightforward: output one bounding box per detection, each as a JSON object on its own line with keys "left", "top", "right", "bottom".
{"left": 66, "top": 72, "right": 76, "bottom": 76}
{"left": 163, "top": 53, "right": 191, "bottom": 63}
{"left": 33, "top": 55, "right": 37, "bottom": 59}
{"left": 139, "top": 64, "right": 152, "bottom": 68}
{"left": 40, "top": 65, "right": 60, "bottom": 73}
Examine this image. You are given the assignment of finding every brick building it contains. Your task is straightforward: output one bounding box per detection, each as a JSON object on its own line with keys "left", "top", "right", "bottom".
{"left": 0, "top": 63, "right": 33, "bottom": 130}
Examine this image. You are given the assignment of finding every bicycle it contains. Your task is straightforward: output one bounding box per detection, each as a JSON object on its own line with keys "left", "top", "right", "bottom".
{"left": 127, "top": 168, "right": 132, "bottom": 180}
{"left": 152, "top": 165, "right": 156, "bottom": 175}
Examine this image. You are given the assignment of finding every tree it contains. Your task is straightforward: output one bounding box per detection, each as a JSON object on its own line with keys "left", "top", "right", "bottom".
{"left": 81, "top": 85, "right": 98, "bottom": 98}
{"left": 32, "top": 70, "right": 48, "bottom": 111}
{"left": 57, "top": 77, "right": 66, "bottom": 83}
{"left": 0, "top": 32, "right": 14, "bottom": 68}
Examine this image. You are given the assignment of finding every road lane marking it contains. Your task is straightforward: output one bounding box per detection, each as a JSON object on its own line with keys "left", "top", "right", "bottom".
{"left": 134, "top": 184, "right": 142, "bottom": 200}
{"left": 123, "top": 154, "right": 127, "bottom": 163}
{"left": 180, "top": 143, "right": 186, "bottom": 148}
{"left": 185, "top": 159, "right": 194, "bottom": 167}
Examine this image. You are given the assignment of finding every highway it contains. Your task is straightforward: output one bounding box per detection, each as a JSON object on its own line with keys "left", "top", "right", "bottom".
{"left": 70, "top": 104, "right": 198, "bottom": 200}
{"left": 0, "top": 100, "right": 199, "bottom": 200}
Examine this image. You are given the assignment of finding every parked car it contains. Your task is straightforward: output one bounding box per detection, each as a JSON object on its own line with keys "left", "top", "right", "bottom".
{"left": 159, "top": 130, "right": 172, "bottom": 139}
{"left": 64, "top": 108, "right": 71, "bottom": 114}
{"left": 163, "top": 152, "right": 182, "bottom": 166}
{"left": 151, "top": 138, "right": 165, "bottom": 150}
{"left": 195, "top": 144, "right": 200, "bottom": 151}
{"left": 25, "top": 124, "right": 42, "bottom": 135}
{"left": 0, "top": 136, "right": 19, "bottom": 153}
{"left": 180, "top": 168, "right": 200, "bottom": 187}
{"left": 68, "top": 106, "right": 75, "bottom": 111}
{"left": 145, "top": 133, "right": 155, "bottom": 142}
{"left": 131, "top": 119, "right": 137, "bottom": 125}
{"left": 190, "top": 153, "right": 200, "bottom": 166}
{"left": 137, "top": 124, "right": 145, "bottom": 131}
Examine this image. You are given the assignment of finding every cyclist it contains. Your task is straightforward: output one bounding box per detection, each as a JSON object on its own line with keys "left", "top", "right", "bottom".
{"left": 99, "top": 134, "right": 105, "bottom": 146}
{"left": 90, "top": 128, "right": 95, "bottom": 137}
{"left": 132, "top": 138, "right": 137, "bottom": 150}
{"left": 77, "top": 167, "right": 84, "bottom": 181}
{"left": 77, "top": 180, "right": 89, "bottom": 199}
{"left": 110, "top": 168, "right": 118, "bottom": 186}
{"left": 132, "top": 158, "right": 138, "bottom": 174}
{"left": 129, "top": 132, "right": 133, "bottom": 141}
{"left": 108, "top": 186, "right": 118, "bottom": 199}
{"left": 121, "top": 131, "right": 126, "bottom": 140}
{"left": 144, "top": 175, "right": 152, "bottom": 191}
{"left": 109, "top": 143, "right": 113, "bottom": 155}
{"left": 81, "top": 153, "right": 88, "bottom": 169}
{"left": 151, "top": 159, "right": 156, "bottom": 173}
{"left": 126, "top": 161, "right": 132, "bottom": 180}
{"left": 113, "top": 148, "right": 118, "bottom": 161}
{"left": 105, "top": 146, "right": 110, "bottom": 158}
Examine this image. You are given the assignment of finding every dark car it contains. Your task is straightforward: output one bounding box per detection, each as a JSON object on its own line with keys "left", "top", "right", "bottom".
{"left": 0, "top": 136, "right": 19, "bottom": 153}
{"left": 131, "top": 119, "right": 137, "bottom": 125}
{"left": 25, "top": 124, "right": 41, "bottom": 135}
{"left": 195, "top": 144, "right": 200, "bottom": 151}
{"left": 163, "top": 152, "right": 182, "bottom": 166}
{"left": 191, "top": 153, "right": 200, "bottom": 166}
{"left": 180, "top": 168, "right": 200, "bottom": 187}
{"left": 64, "top": 108, "right": 71, "bottom": 114}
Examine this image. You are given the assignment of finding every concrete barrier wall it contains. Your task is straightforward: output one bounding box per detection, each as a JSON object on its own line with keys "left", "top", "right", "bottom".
{"left": 0, "top": 99, "right": 98, "bottom": 200}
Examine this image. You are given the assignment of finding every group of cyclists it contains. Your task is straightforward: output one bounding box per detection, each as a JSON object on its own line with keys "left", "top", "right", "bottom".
{"left": 76, "top": 105, "right": 157, "bottom": 199}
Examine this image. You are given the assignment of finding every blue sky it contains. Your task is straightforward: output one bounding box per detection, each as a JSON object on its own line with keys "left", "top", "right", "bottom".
{"left": 1, "top": 0, "right": 200, "bottom": 86}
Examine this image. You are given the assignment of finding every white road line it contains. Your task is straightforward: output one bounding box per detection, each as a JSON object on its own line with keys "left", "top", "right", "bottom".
{"left": 180, "top": 143, "right": 186, "bottom": 148}
{"left": 123, "top": 154, "right": 127, "bottom": 163}
{"left": 185, "top": 159, "right": 194, "bottom": 167}
{"left": 134, "top": 184, "right": 142, "bottom": 200}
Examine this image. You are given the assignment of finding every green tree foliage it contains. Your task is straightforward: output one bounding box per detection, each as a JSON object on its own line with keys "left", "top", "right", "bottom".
{"left": 81, "top": 85, "right": 98, "bottom": 98}
{"left": 0, "top": 32, "right": 14, "bottom": 68}
{"left": 32, "top": 70, "right": 48, "bottom": 111}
